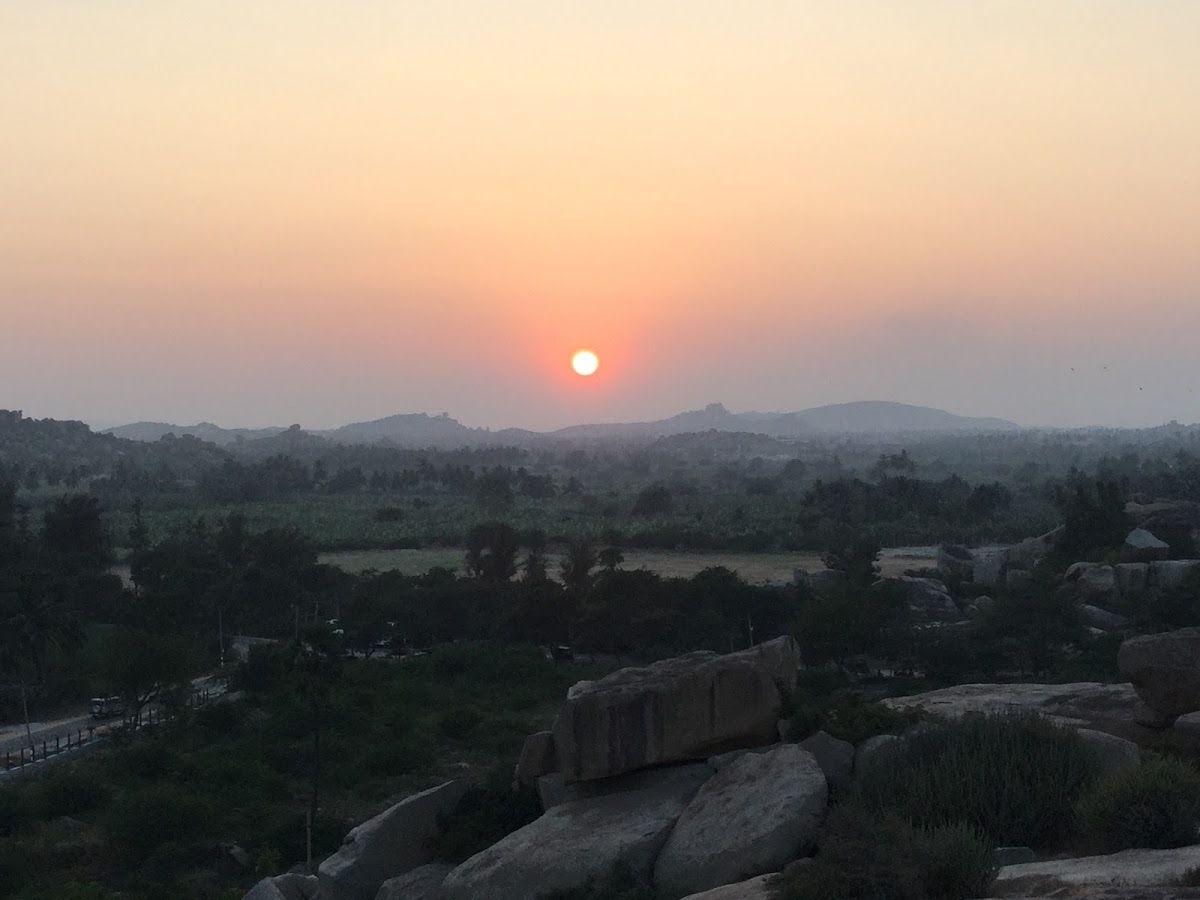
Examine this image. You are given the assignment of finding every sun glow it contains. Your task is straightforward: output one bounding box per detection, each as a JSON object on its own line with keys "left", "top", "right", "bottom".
{"left": 571, "top": 349, "right": 599, "bottom": 377}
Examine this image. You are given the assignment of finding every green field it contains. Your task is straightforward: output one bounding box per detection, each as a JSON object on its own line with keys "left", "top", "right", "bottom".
{"left": 318, "top": 546, "right": 936, "bottom": 582}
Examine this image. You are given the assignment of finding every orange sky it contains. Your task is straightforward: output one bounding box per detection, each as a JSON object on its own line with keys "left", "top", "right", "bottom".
{"left": 2, "top": 2, "right": 1199, "bottom": 428}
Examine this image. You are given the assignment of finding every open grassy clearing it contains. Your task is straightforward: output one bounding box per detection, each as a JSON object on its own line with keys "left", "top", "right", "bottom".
{"left": 318, "top": 546, "right": 937, "bottom": 583}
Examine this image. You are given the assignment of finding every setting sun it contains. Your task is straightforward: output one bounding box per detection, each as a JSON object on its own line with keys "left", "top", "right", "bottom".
{"left": 571, "top": 349, "right": 599, "bottom": 377}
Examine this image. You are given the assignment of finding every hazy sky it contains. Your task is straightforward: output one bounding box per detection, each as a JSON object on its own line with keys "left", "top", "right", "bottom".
{"left": 3, "top": 2, "right": 1199, "bottom": 430}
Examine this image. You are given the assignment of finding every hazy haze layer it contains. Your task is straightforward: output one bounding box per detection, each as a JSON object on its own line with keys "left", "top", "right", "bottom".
{"left": 2, "top": 2, "right": 1199, "bottom": 429}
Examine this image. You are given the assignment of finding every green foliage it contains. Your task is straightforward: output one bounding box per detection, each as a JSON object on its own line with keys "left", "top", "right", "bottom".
{"left": 1076, "top": 755, "right": 1200, "bottom": 852}
{"left": 778, "top": 803, "right": 997, "bottom": 900}
{"left": 34, "top": 767, "right": 111, "bottom": 819}
{"left": 787, "top": 687, "right": 921, "bottom": 746}
{"left": 433, "top": 780, "right": 541, "bottom": 863}
{"left": 855, "top": 713, "right": 1097, "bottom": 848}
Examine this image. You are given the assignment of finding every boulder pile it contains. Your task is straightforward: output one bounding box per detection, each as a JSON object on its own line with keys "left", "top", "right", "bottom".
{"left": 250, "top": 636, "right": 907, "bottom": 900}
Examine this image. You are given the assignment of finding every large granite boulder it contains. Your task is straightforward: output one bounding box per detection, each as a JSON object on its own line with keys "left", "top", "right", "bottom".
{"left": 243, "top": 874, "right": 318, "bottom": 900}
{"left": 1115, "top": 563, "right": 1150, "bottom": 599}
{"left": 1151, "top": 560, "right": 1200, "bottom": 591}
{"left": 1118, "top": 629, "right": 1200, "bottom": 720}
{"left": 553, "top": 638, "right": 798, "bottom": 782}
{"left": 992, "top": 845, "right": 1200, "bottom": 896}
{"left": 653, "top": 745, "right": 827, "bottom": 896}
{"left": 798, "top": 730, "right": 854, "bottom": 789}
{"left": 1076, "top": 728, "right": 1139, "bottom": 775}
{"left": 318, "top": 780, "right": 468, "bottom": 900}
{"left": 440, "top": 764, "right": 711, "bottom": 900}
{"left": 881, "top": 682, "right": 1155, "bottom": 736}
{"left": 1008, "top": 526, "right": 1063, "bottom": 570}
{"left": 679, "top": 873, "right": 779, "bottom": 900}
{"left": 890, "top": 576, "right": 959, "bottom": 621}
{"left": 375, "top": 863, "right": 452, "bottom": 900}
{"left": 513, "top": 731, "right": 557, "bottom": 788}
{"left": 1069, "top": 565, "right": 1119, "bottom": 605}
{"left": 1080, "top": 604, "right": 1131, "bottom": 632}
{"left": 1126, "top": 528, "right": 1170, "bottom": 560}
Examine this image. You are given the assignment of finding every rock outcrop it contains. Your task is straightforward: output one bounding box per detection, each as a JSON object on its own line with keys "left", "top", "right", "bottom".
{"left": 1126, "top": 528, "right": 1170, "bottom": 559}
{"left": 881, "top": 682, "right": 1154, "bottom": 736}
{"left": 317, "top": 780, "right": 467, "bottom": 900}
{"left": 1076, "top": 728, "right": 1139, "bottom": 775}
{"left": 937, "top": 544, "right": 975, "bottom": 583}
{"left": 992, "top": 845, "right": 1200, "bottom": 896}
{"left": 1118, "top": 628, "right": 1200, "bottom": 721}
{"left": 375, "top": 863, "right": 453, "bottom": 900}
{"left": 890, "top": 576, "right": 959, "bottom": 621}
{"left": 797, "top": 730, "right": 854, "bottom": 789}
{"left": 679, "top": 873, "right": 779, "bottom": 900}
{"left": 653, "top": 745, "right": 827, "bottom": 896}
{"left": 553, "top": 637, "right": 798, "bottom": 782}
{"left": 513, "top": 731, "right": 557, "bottom": 788}
{"left": 243, "top": 874, "right": 318, "bottom": 900}
{"left": 440, "top": 764, "right": 711, "bottom": 900}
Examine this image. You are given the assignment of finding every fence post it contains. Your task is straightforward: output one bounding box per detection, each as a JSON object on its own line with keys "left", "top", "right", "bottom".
{"left": 41, "top": 740, "right": 46, "bottom": 760}
{"left": 55, "top": 735, "right": 60, "bottom": 754}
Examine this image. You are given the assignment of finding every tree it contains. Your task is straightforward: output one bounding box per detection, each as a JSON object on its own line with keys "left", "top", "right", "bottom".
{"left": 632, "top": 484, "right": 672, "bottom": 516}
{"left": 822, "top": 539, "right": 881, "bottom": 590}
{"left": 42, "top": 494, "right": 112, "bottom": 572}
{"left": 560, "top": 539, "right": 597, "bottom": 599}
{"left": 1055, "top": 479, "right": 1133, "bottom": 560}
{"left": 287, "top": 624, "right": 343, "bottom": 868}
{"left": 101, "top": 629, "right": 194, "bottom": 728}
{"left": 464, "top": 522, "right": 520, "bottom": 583}
{"left": 598, "top": 529, "right": 624, "bottom": 572}
{"left": 0, "top": 592, "right": 82, "bottom": 749}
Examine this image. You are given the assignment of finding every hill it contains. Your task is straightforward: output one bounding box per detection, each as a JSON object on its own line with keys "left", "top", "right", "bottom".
{"left": 553, "top": 401, "right": 1018, "bottom": 440}
{"left": 105, "top": 421, "right": 286, "bottom": 446}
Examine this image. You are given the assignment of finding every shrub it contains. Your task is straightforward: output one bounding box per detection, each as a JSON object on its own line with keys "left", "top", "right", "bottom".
{"left": 103, "top": 784, "right": 212, "bottom": 855}
{"left": 785, "top": 684, "right": 920, "bottom": 746}
{"left": 1076, "top": 755, "right": 1200, "bottom": 851}
{"left": 438, "top": 706, "right": 483, "bottom": 740}
{"left": 778, "top": 803, "right": 996, "bottom": 900}
{"left": 855, "top": 713, "right": 1096, "bottom": 848}
{"left": 0, "top": 787, "right": 31, "bottom": 836}
{"left": 35, "top": 767, "right": 111, "bottom": 819}
{"left": 433, "top": 781, "right": 541, "bottom": 862}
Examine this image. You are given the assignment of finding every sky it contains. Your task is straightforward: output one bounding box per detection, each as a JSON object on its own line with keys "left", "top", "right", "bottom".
{"left": 2, "top": 1, "right": 1199, "bottom": 431}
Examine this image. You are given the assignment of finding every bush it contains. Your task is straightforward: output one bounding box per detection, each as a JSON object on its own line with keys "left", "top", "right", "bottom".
{"left": 103, "top": 784, "right": 212, "bottom": 855}
{"left": 1076, "top": 755, "right": 1200, "bottom": 851}
{"left": 438, "top": 706, "right": 483, "bottom": 740}
{"left": 35, "top": 767, "right": 111, "bottom": 818}
{"left": 433, "top": 781, "right": 541, "bottom": 862}
{"left": 855, "top": 713, "right": 1096, "bottom": 848}
{"left": 778, "top": 803, "right": 996, "bottom": 900}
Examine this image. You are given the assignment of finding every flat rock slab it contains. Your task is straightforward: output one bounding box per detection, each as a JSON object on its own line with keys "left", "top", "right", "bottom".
{"left": 318, "top": 779, "right": 467, "bottom": 900}
{"left": 441, "top": 763, "right": 712, "bottom": 900}
{"left": 554, "top": 637, "right": 798, "bottom": 782}
{"left": 654, "top": 745, "right": 827, "bottom": 897}
{"left": 881, "top": 682, "right": 1157, "bottom": 738}
{"left": 993, "top": 845, "right": 1200, "bottom": 896}
{"left": 678, "top": 873, "right": 779, "bottom": 900}
{"left": 243, "top": 874, "right": 317, "bottom": 900}
{"left": 375, "top": 862, "right": 452, "bottom": 900}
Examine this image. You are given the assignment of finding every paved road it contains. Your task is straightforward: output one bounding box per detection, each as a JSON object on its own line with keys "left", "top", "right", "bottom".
{"left": 0, "top": 674, "right": 227, "bottom": 756}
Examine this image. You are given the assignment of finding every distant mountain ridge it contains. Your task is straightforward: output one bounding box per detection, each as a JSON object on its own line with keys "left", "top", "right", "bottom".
{"left": 105, "top": 401, "right": 1018, "bottom": 449}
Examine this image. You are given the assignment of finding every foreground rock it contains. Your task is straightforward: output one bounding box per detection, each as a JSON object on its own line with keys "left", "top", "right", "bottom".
{"left": 992, "top": 845, "right": 1200, "bottom": 896}
{"left": 553, "top": 637, "right": 799, "bottom": 782}
{"left": 797, "top": 730, "right": 854, "bottom": 789}
{"left": 1076, "top": 728, "right": 1139, "bottom": 775}
{"left": 890, "top": 576, "right": 959, "bottom": 621}
{"left": 1126, "top": 528, "right": 1170, "bottom": 559}
{"left": 679, "top": 873, "right": 778, "bottom": 900}
{"left": 441, "top": 764, "right": 711, "bottom": 900}
{"left": 375, "top": 863, "right": 452, "bottom": 900}
{"left": 881, "top": 682, "right": 1154, "bottom": 736}
{"left": 243, "top": 874, "right": 317, "bottom": 900}
{"left": 653, "top": 745, "right": 827, "bottom": 896}
{"left": 1118, "top": 628, "right": 1200, "bottom": 721}
{"left": 317, "top": 780, "right": 467, "bottom": 900}
{"left": 513, "top": 731, "right": 557, "bottom": 788}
